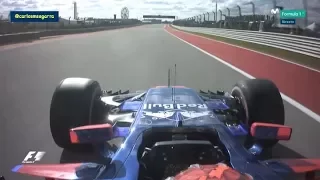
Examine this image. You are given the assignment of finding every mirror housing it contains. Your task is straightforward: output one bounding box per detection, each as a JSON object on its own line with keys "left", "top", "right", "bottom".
{"left": 69, "top": 123, "right": 131, "bottom": 144}
{"left": 70, "top": 124, "right": 114, "bottom": 144}
{"left": 250, "top": 122, "right": 292, "bottom": 141}
{"left": 206, "top": 99, "right": 230, "bottom": 110}
{"left": 119, "top": 101, "right": 142, "bottom": 112}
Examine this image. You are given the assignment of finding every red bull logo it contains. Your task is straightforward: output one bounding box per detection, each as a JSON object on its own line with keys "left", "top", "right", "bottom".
{"left": 143, "top": 104, "right": 208, "bottom": 110}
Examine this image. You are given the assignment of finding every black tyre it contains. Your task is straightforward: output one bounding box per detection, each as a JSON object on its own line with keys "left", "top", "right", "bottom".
{"left": 231, "top": 79, "right": 285, "bottom": 148}
{"left": 50, "top": 78, "right": 104, "bottom": 151}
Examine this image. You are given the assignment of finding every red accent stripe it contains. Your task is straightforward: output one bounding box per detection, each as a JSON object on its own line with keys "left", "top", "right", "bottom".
{"left": 69, "top": 130, "right": 79, "bottom": 143}
{"left": 17, "top": 163, "right": 80, "bottom": 179}
{"left": 71, "top": 123, "right": 112, "bottom": 130}
{"left": 277, "top": 159, "right": 320, "bottom": 174}
{"left": 277, "top": 127, "right": 292, "bottom": 140}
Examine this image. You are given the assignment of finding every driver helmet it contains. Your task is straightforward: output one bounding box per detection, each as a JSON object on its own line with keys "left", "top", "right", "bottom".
{"left": 166, "top": 163, "right": 253, "bottom": 180}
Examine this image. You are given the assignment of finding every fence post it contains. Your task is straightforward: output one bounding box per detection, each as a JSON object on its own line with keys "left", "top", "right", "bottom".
{"left": 259, "top": 21, "right": 264, "bottom": 31}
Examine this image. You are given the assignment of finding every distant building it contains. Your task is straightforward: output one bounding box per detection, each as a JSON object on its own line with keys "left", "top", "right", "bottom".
{"left": 59, "top": 17, "right": 79, "bottom": 25}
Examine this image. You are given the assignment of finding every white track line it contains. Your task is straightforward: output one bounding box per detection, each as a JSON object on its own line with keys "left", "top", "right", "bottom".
{"left": 171, "top": 26, "right": 320, "bottom": 74}
{"left": 164, "top": 28, "right": 320, "bottom": 123}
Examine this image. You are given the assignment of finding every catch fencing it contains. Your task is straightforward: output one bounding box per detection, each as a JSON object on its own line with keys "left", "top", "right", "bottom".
{"left": 173, "top": 25, "right": 320, "bottom": 59}
{"left": 0, "top": 24, "right": 142, "bottom": 45}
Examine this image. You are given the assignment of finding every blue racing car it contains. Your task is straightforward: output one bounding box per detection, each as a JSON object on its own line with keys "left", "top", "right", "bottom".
{"left": 11, "top": 69, "right": 320, "bottom": 180}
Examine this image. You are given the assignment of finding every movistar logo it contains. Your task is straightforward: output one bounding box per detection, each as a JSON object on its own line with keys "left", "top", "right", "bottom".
{"left": 271, "top": 8, "right": 280, "bottom": 15}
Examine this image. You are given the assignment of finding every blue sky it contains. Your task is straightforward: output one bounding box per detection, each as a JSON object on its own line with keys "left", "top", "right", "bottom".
{"left": 0, "top": 0, "right": 319, "bottom": 24}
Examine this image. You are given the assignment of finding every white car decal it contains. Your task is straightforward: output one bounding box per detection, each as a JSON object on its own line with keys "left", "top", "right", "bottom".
{"left": 180, "top": 111, "right": 212, "bottom": 118}
{"left": 141, "top": 109, "right": 213, "bottom": 122}
{"left": 142, "top": 111, "right": 175, "bottom": 120}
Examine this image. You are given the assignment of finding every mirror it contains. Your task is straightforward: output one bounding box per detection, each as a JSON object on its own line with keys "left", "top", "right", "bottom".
{"left": 250, "top": 122, "right": 292, "bottom": 141}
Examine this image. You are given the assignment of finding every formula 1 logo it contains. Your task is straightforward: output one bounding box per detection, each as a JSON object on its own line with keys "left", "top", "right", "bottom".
{"left": 22, "top": 151, "right": 45, "bottom": 163}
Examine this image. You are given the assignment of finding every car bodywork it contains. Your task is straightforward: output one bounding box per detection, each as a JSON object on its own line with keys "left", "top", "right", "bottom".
{"left": 12, "top": 86, "right": 320, "bottom": 180}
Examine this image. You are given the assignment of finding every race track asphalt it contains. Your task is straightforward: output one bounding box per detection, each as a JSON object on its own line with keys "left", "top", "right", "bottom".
{"left": 0, "top": 24, "right": 319, "bottom": 180}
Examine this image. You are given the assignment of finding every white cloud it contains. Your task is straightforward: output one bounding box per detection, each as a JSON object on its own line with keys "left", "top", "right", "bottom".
{"left": 0, "top": 0, "right": 319, "bottom": 24}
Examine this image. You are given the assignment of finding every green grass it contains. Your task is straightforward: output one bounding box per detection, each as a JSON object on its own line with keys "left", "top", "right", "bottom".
{"left": 170, "top": 25, "right": 320, "bottom": 71}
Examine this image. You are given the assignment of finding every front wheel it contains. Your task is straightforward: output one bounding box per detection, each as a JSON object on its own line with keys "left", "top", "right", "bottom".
{"left": 231, "top": 79, "right": 285, "bottom": 148}
{"left": 50, "top": 78, "right": 105, "bottom": 151}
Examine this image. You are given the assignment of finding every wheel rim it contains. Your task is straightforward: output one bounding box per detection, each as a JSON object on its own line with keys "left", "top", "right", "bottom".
{"left": 231, "top": 86, "right": 249, "bottom": 125}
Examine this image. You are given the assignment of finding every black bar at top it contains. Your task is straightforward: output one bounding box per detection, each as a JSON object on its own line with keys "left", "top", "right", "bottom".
{"left": 143, "top": 15, "right": 175, "bottom": 19}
